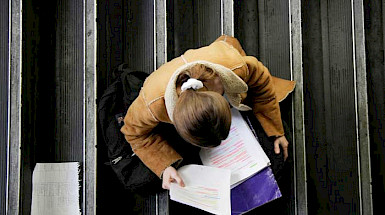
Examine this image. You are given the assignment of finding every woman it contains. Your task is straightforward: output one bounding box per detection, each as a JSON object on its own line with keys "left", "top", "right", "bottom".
{"left": 121, "top": 35, "right": 295, "bottom": 190}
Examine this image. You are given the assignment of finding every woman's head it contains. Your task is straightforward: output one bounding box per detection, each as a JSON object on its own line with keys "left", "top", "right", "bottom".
{"left": 173, "top": 64, "right": 231, "bottom": 148}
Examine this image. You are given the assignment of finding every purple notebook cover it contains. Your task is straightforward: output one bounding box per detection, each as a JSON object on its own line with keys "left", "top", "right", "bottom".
{"left": 231, "top": 167, "right": 281, "bottom": 215}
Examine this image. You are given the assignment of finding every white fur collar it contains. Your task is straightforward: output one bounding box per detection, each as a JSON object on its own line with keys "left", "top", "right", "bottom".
{"left": 165, "top": 61, "right": 252, "bottom": 122}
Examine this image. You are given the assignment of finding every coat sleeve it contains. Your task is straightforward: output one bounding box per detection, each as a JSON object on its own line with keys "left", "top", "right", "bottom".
{"left": 243, "top": 56, "right": 285, "bottom": 137}
{"left": 120, "top": 91, "right": 182, "bottom": 178}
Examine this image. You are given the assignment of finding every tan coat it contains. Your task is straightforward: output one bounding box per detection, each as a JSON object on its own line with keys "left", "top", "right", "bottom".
{"left": 121, "top": 35, "right": 296, "bottom": 177}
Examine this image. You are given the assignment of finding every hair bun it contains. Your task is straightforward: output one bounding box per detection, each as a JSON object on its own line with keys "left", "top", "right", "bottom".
{"left": 181, "top": 78, "right": 203, "bottom": 92}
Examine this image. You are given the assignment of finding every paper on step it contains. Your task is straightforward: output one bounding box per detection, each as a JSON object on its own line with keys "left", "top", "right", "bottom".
{"left": 31, "top": 162, "right": 81, "bottom": 215}
{"left": 170, "top": 164, "right": 231, "bottom": 215}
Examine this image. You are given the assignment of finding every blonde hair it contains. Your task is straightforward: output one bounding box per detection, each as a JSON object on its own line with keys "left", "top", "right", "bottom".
{"left": 173, "top": 65, "right": 231, "bottom": 147}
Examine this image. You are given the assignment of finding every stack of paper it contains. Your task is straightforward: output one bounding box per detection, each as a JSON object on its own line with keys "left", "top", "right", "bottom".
{"left": 31, "top": 162, "right": 81, "bottom": 215}
{"left": 200, "top": 109, "right": 270, "bottom": 187}
{"left": 170, "top": 165, "right": 231, "bottom": 215}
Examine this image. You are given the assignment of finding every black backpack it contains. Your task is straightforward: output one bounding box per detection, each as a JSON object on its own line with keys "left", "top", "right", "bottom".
{"left": 97, "top": 64, "right": 161, "bottom": 192}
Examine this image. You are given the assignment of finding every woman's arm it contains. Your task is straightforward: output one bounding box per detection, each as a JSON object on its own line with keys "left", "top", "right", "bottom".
{"left": 214, "top": 35, "right": 247, "bottom": 56}
{"left": 121, "top": 91, "right": 183, "bottom": 178}
{"left": 243, "top": 55, "right": 284, "bottom": 136}
{"left": 242, "top": 56, "right": 289, "bottom": 160}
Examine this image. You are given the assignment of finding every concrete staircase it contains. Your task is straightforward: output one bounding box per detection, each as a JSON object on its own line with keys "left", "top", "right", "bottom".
{"left": 2, "top": 0, "right": 384, "bottom": 214}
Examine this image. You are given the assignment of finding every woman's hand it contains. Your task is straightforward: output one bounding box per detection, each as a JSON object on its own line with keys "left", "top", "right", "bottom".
{"left": 162, "top": 166, "right": 185, "bottom": 190}
{"left": 274, "top": 136, "right": 289, "bottom": 161}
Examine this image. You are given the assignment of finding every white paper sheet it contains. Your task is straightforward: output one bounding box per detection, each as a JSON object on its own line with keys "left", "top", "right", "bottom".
{"left": 170, "top": 164, "right": 231, "bottom": 215}
{"left": 31, "top": 162, "right": 81, "bottom": 215}
{"left": 200, "top": 109, "right": 270, "bottom": 187}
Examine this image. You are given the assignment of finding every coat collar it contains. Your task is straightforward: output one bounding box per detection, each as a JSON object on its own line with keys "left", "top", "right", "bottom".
{"left": 165, "top": 60, "right": 252, "bottom": 122}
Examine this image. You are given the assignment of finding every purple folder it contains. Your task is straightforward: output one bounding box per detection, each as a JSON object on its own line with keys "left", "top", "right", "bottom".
{"left": 231, "top": 167, "right": 281, "bottom": 215}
